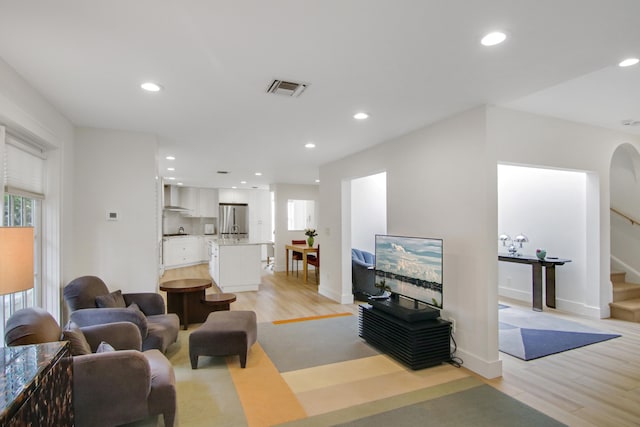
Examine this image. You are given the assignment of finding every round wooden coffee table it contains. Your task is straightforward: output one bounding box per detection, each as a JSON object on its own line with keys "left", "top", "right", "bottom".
{"left": 201, "top": 293, "right": 237, "bottom": 311}
{"left": 160, "top": 278, "right": 212, "bottom": 330}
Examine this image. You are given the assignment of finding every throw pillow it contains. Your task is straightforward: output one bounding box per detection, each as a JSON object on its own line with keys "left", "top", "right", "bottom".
{"left": 128, "top": 302, "right": 142, "bottom": 313}
{"left": 62, "top": 328, "right": 92, "bottom": 356}
{"left": 96, "top": 341, "right": 116, "bottom": 353}
{"left": 95, "top": 290, "right": 126, "bottom": 308}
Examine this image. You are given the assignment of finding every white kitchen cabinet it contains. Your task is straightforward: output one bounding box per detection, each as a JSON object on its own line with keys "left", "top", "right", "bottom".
{"left": 179, "top": 187, "right": 218, "bottom": 217}
{"left": 202, "top": 236, "right": 216, "bottom": 262}
{"left": 199, "top": 188, "right": 219, "bottom": 217}
{"left": 208, "top": 240, "right": 261, "bottom": 292}
{"left": 163, "top": 236, "right": 202, "bottom": 268}
{"left": 218, "top": 188, "right": 249, "bottom": 204}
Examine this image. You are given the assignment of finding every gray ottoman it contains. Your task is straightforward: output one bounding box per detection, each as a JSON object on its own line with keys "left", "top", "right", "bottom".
{"left": 189, "top": 310, "right": 257, "bottom": 369}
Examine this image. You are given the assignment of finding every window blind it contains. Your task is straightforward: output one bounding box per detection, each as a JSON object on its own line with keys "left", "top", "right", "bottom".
{"left": 4, "top": 133, "right": 45, "bottom": 199}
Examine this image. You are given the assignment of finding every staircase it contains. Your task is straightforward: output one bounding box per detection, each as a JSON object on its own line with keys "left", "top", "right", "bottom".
{"left": 609, "top": 271, "right": 640, "bottom": 322}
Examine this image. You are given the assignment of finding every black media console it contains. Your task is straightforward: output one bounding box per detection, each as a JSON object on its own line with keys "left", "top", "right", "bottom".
{"left": 359, "top": 304, "right": 451, "bottom": 370}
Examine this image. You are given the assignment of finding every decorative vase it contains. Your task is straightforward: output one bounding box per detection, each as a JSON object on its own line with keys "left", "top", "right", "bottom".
{"left": 307, "top": 237, "right": 314, "bottom": 247}
{"left": 536, "top": 249, "right": 546, "bottom": 260}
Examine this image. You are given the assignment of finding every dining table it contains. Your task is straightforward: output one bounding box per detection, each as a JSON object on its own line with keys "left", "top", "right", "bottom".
{"left": 285, "top": 243, "right": 319, "bottom": 283}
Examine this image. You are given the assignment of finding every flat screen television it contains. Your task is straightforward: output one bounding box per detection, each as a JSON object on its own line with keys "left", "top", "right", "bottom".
{"left": 374, "top": 234, "right": 443, "bottom": 310}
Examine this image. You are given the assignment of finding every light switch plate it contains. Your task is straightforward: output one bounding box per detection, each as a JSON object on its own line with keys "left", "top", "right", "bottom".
{"left": 106, "top": 211, "right": 119, "bottom": 221}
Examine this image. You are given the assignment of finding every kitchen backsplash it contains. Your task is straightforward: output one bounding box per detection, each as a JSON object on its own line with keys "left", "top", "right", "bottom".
{"left": 163, "top": 211, "right": 216, "bottom": 235}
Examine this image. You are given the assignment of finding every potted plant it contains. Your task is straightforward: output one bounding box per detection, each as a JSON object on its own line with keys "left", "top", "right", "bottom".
{"left": 304, "top": 228, "right": 318, "bottom": 247}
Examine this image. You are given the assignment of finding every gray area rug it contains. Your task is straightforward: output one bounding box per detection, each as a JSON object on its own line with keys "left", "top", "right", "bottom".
{"left": 499, "top": 305, "right": 620, "bottom": 360}
{"left": 336, "top": 385, "right": 564, "bottom": 427}
{"left": 258, "top": 314, "right": 379, "bottom": 372}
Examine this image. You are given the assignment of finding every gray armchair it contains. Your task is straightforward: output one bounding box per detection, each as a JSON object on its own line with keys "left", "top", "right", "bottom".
{"left": 64, "top": 275, "right": 179, "bottom": 352}
{"left": 352, "top": 248, "right": 383, "bottom": 301}
{"left": 4, "top": 307, "right": 176, "bottom": 427}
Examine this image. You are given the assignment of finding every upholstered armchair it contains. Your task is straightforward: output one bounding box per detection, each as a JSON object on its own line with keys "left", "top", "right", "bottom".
{"left": 352, "top": 248, "right": 382, "bottom": 301}
{"left": 63, "top": 275, "right": 179, "bottom": 352}
{"left": 4, "top": 307, "right": 176, "bottom": 427}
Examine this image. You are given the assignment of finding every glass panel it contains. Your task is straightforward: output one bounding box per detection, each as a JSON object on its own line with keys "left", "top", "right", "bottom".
{"left": 287, "top": 199, "right": 316, "bottom": 231}
{"left": 1, "top": 193, "right": 37, "bottom": 338}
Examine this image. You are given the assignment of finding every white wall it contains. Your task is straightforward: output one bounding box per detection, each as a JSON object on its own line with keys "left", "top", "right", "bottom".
{"left": 0, "top": 56, "right": 75, "bottom": 319}
{"left": 497, "top": 165, "right": 587, "bottom": 310}
{"left": 321, "top": 107, "right": 501, "bottom": 378}
{"left": 351, "top": 172, "right": 387, "bottom": 254}
{"left": 271, "top": 183, "right": 319, "bottom": 272}
{"left": 73, "top": 128, "right": 159, "bottom": 293}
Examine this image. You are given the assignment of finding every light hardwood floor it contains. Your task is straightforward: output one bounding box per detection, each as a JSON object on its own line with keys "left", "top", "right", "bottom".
{"left": 160, "top": 264, "right": 640, "bottom": 427}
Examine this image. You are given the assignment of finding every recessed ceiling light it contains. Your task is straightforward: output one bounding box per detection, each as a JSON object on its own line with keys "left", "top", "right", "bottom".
{"left": 315, "top": 179, "right": 320, "bottom": 183}
{"left": 177, "top": 182, "right": 183, "bottom": 186}
{"left": 167, "top": 167, "right": 175, "bottom": 171}
{"left": 255, "top": 172, "right": 262, "bottom": 176}
{"left": 353, "top": 112, "right": 369, "bottom": 120}
{"left": 619, "top": 58, "right": 639, "bottom": 67}
{"left": 141, "top": 82, "right": 162, "bottom": 92}
{"left": 166, "top": 177, "right": 175, "bottom": 180}
{"left": 240, "top": 181, "right": 247, "bottom": 184}
{"left": 166, "top": 156, "right": 175, "bottom": 160}
{"left": 305, "top": 142, "right": 316, "bottom": 148}
{"left": 232, "top": 186, "right": 237, "bottom": 189}
{"left": 481, "top": 31, "right": 507, "bottom": 46}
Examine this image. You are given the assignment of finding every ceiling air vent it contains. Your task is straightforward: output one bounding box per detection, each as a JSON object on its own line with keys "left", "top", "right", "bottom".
{"left": 267, "top": 79, "right": 309, "bottom": 97}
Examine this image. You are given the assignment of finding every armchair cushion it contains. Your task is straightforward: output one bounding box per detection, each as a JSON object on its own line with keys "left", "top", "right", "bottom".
{"left": 70, "top": 307, "right": 149, "bottom": 339}
{"left": 95, "top": 289, "right": 126, "bottom": 308}
{"left": 62, "top": 328, "right": 92, "bottom": 356}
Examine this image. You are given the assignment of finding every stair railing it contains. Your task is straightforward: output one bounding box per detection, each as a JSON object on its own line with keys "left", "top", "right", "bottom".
{"left": 611, "top": 207, "right": 640, "bottom": 226}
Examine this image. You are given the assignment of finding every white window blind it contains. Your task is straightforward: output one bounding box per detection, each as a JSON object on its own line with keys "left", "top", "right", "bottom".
{"left": 4, "top": 133, "right": 45, "bottom": 199}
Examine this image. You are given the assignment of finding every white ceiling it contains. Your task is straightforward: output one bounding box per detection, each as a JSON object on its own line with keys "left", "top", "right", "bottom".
{"left": 0, "top": 0, "right": 639, "bottom": 189}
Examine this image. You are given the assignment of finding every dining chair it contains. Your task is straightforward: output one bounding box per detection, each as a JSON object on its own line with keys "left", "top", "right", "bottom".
{"left": 307, "top": 245, "right": 320, "bottom": 284}
{"left": 291, "top": 240, "right": 306, "bottom": 275}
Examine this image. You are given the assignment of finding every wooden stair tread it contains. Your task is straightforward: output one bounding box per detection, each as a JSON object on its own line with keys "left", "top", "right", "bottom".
{"left": 610, "top": 299, "right": 640, "bottom": 309}
{"left": 612, "top": 281, "right": 640, "bottom": 291}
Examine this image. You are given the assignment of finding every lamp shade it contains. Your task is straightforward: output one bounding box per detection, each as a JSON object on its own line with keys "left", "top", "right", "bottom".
{"left": 0, "top": 227, "right": 34, "bottom": 295}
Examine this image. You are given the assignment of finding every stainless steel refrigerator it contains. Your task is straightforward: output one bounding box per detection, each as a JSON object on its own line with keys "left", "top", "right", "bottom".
{"left": 218, "top": 203, "right": 249, "bottom": 237}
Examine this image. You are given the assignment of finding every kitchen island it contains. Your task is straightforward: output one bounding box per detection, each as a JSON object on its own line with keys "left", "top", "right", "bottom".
{"left": 208, "top": 239, "right": 269, "bottom": 292}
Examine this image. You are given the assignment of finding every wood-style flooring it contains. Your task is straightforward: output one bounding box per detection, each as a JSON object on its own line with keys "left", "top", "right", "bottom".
{"left": 160, "top": 264, "right": 640, "bottom": 427}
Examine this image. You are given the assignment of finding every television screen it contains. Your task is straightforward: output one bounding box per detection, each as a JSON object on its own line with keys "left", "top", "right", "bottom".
{"left": 374, "top": 234, "right": 443, "bottom": 309}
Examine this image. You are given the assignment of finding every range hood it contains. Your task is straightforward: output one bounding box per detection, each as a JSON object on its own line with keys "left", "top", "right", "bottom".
{"left": 163, "top": 185, "right": 188, "bottom": 211}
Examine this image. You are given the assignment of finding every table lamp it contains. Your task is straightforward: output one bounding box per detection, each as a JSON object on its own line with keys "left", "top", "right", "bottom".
{"left": 0, "top": 227, "right": 35, "bottom": 295}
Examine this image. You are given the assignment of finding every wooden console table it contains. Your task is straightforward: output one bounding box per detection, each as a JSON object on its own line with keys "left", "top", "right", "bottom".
{"left": 498, "top": 253, "right": 572, "bottom": 311}
{"left": 0, "top": 341, "right": 73, "bottom": 426}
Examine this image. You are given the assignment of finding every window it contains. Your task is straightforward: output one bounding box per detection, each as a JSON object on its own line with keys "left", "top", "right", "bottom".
{"left": 1, "top": 126, "right": 44, "bottom": 336}
{"left": 1, "top": 194, "right": 39, "bottom": 336}
{"left": 287, "top": 199, "right": 316, "bottom": 231}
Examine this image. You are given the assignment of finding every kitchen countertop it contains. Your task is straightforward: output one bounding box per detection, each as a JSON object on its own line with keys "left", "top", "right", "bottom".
{"left": 163, "top": 234, "right": 217, "bottom": 239}
{"left": 210, "top": 238, "right": 273, "bottom": 246}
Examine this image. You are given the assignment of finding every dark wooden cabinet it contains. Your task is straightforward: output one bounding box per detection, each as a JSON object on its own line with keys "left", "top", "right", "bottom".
{"left": 359, "top": 305, "right": 451, "bottom": 370}
{"left": 0, "top": 341, "right": 73, "bottom": 426}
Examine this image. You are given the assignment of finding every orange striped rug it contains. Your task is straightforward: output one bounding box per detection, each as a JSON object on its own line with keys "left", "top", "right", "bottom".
{"left": 272, "top": 312, "right": 352, "bottom": 325}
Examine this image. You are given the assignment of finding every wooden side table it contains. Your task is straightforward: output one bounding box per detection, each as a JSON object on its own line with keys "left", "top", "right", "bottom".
{"left": 201, "top": 293, "right": 237, "bottom": 312}
{"left": 160, "top": 278, "right": 212, "bottom": 329}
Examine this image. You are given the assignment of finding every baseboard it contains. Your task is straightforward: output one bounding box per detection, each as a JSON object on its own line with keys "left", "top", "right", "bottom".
{"left": 318, "top": 284, "right": 354, "bottom": 304}
{"left": 453, "top": 347, "right": 502, "bottom": 379}
{"left": 498, "top": 286, "right": 530, "bottom": 302}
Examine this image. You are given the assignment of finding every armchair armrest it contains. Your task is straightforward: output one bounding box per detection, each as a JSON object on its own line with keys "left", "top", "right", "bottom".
{"left": 70, "top": 307, "right": 148, "bottom": 338}
{"left": 73, "top": 350, "right": 151, "bottom": 426}
{"left": 80, "top": 321, "right": 142, "bottom": 351}
{"left": 124, "top": 293, "right": 166, "bottom": 316}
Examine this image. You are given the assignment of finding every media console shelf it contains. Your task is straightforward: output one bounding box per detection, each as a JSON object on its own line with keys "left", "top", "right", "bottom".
{"left": 359, "top": 305, "right": 451, "bottom": 370}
